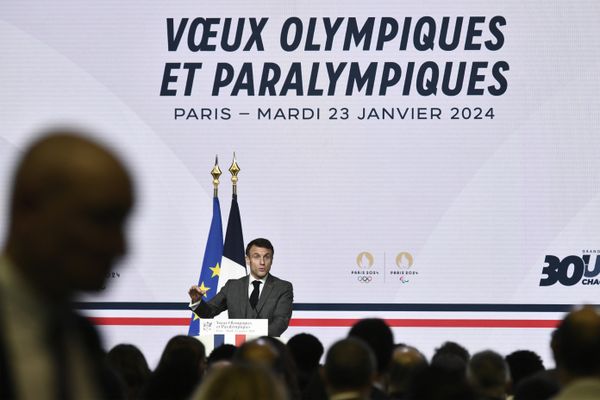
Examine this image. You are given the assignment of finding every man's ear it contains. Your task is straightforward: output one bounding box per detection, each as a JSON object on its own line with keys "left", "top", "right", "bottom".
{"left": 245, "top": 255, "right": 250, "bottom": 265}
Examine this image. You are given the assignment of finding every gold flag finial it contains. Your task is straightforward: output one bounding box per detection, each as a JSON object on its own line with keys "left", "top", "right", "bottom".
{"left": 229, "top": 152, "right": 240, "bottom": 195}
{"left": 211, "top": 155, "right": 222, "bottom": 197}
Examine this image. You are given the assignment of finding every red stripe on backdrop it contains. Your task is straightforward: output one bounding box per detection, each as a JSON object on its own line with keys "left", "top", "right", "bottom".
{"left": 90, "top": 317, "right": 190, "bottom": 326}
{"left": 89, "top": 317, "right": 560, "bottom": 328}
{"left": 289, "top": 319, "right": 560, "bottom": 328}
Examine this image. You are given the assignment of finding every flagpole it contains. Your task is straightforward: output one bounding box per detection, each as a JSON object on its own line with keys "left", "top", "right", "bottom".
{"left": 219, "top": 152, "right": 247, "bottom": 290}
{"left": 229, "top": 152, "right": 240, "bottom": 195}
{"left": 211, "top": 155, "right": 222, "bottom": 198}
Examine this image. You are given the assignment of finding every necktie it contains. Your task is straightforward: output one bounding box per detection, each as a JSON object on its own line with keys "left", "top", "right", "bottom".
{"left": 249, "top": 280, "right": 261, "bottom": 309}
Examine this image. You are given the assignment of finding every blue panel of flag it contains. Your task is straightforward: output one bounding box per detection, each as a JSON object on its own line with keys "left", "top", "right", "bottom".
{"left": 188, "top": 197, "right": 223, "bottom": 336}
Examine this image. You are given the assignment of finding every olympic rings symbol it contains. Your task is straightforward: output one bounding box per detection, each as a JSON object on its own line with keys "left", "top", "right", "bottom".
{"left": 357, "top": 276, "right": 372, "bottom": 283}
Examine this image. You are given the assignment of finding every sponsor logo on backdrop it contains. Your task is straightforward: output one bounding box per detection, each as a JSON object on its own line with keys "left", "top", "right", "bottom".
{"left": 396, "top": 252, "right": 414, "bottom": 268}
{"left": 540, "top": 250, "right": 600, "bottom": 286}
{"left": 350, "top": 251, "right": 418, "bottom": 284}
{"left": 351, "top": 251, "right": 378, "bottom": 284}
{"left": 390, "top": 252, "right": 418, "bottom": 283}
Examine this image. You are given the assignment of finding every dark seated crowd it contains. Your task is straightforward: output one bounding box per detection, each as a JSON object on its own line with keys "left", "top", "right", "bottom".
{"left": 101, "top": 306, "right": 600, "bottom": 400}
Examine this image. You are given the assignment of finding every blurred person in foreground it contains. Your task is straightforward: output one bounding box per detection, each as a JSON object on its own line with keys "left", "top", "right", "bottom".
{"left": 323, "top": 337, "right": 376, "bottom": 400}
{"left": 551, "top": 305, "right": 600, "bottom": 400}
{"left": 235, "top": 337, "right": 301, "bottom": 400}
{"left": 287, "top": 333, "right": 324, "bottom": 396}
{"left": 467, "top": 350, "right": 510, "bottom": 400}
{"left": 0, "top": 130, "right": 135, "bottom": 399}
{"left": 387, "top": 344, "right": 428, "bottom": 399}
{"left": 142, "top": 335, "right": 207, "bottom": 400}
{"left": 106, "top": 344, "right": 150, "bottom": 400}
{"left": 348, "top": 318, "right": 394, "bottom": 399}
{"left": 505, "top": 350, "right": 545, "bottom": 397}
{"left": 206, "top": 343, "right": 237, "bottom": 372}
{"left": 410, "top": 364, "right": 476, "bottom": 400}
{"left": 431, "top": 340, "right": 471, "bottom": 377}
{"left": 191, "top": 362, "right": 288, "bottom": 400}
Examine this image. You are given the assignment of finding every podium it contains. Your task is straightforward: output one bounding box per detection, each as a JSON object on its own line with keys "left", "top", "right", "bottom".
{"left": 194, "top": 318, "right": 268, "bottom": 354}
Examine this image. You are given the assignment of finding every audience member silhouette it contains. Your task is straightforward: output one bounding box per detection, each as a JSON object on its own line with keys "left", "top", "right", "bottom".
{"left": 287, "top": 333, "right": 324, "bottom": 395}
{"left": 513, "top": 369, "right": 560, "bottom": 400}
{"left": 235, "top": 337, "right": 301, "bottom": 400}
{"left": 467, "top": 350, "right": 510, "bottom": 400}
{"left": 348, "top": 318, "right": 394, "bottom": 399}
{"left": 323, "top": 337, "right": 376, "bottom": 400}
{"left": 431, "top": 341, "right": 471, "bottom": 377}
{"left": 505, "top": 350, "right": 544, "bottom": 395}
{"left": 0, "top": 131, "right": 134, "bottom": 399}
{"left": 107, "top": 344, "right": 150, "bottom": 400}
{"left": 387, "top": 344, "right": 428, "bottom": 399}
{"left": 410, "top": 364, "right": 476, "bottom": 400}
{"left": 191, "top": 362, "right": 288, "bottom": 400}
{"left": 142, "top": 335, "right": 206, "bottom": 400}
{"left": 551, "top": 305, "right": 600, "bottom": 399}
{"left": 206, "top": 343, "right": 237, "bottom": 371}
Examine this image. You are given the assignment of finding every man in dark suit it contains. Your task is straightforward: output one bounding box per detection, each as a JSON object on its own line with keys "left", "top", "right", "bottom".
{"left": 188, "top": 238, "right": 293, "bottom": 336}
{"left": 0, "top": 130, "right": 135, "bottom": 399}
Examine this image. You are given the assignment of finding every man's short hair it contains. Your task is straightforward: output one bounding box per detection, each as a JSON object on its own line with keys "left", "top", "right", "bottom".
{"left": 245, "top": 238, "right": 274, "bottom": 256}
{"left": 325, "top": 337, "right": 375, "bottom": 391}
{"left": 553, "top": 306, "right": 600, "bottom": 376}
{"left": 348, "top": 318, "right": 394, "bottom": 375}
{"left": 505, "top": 350, "right": 544, "bottom": 387}
{"left": 467, "top": 350, "right": 510, "bottom": 391}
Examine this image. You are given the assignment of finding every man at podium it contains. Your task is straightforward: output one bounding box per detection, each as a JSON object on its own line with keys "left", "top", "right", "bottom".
{"left": 188, "top": 238, "right": 293, "bottom": 336}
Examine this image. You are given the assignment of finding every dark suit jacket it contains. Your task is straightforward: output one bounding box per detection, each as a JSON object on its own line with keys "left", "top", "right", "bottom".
{"left": 0, "top": 308, "right": 123, "bottom": 399}
{"left": 191, "top": 274, "right": 293, "bottom": 336}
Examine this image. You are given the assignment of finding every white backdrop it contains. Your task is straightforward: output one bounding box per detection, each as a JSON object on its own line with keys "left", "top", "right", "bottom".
{"left": 1, "top": 0, "right": 600, "bottom": 367}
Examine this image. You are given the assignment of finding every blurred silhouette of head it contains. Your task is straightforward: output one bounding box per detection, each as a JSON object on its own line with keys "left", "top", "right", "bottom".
{"left": 235, "top": 338, "right": 281, "bottom": 370}
{"left": 286, "top": 333, "right": 324, "bottom": 372}
{"left": 552, "top": 305, "right": 600, "bottom": 382}
{"left": 388, "top": 345, "right": 428, "bottom": 397}
{"left": 191, "top": 363, "right": 288, "bottom": 400}
{"left": 236, "top": 337, "right": 301, "bottom": 400}
{"left": 513, "top": 369, "right": 560, "bottom": 400}
{"left": 467, "top": 350, "right": 510, "bottom": 399}
{"left": 324, "top": 337, "right": 376, "bottom": 397}
{"left": 433, "top": 341, "right": 470, "bottom": 363}
{"left": 505, "top": 350, "right": 544, "bottom": 389}
{"left": 207, "top": 343, "right": 237, "bottom": 371}
{"left": 348, "top": 318, "right": 394, "bottom": 376}
{"left": 4, "top": 130, "right": 134, "bottom": 302}
{"left": 431, "top": 341, "right": 471, "bottom": 376}
{"left": 144, "top": 335, "right": 206, "bottom": 400}
{"left": 106, "top": 343, "right": 150, "bottom": 399}
{"left": 410, "top": 364, "right": 476, "bottom": 400}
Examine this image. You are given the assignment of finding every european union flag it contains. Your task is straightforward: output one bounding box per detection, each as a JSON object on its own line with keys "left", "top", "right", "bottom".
{"left": 188, "top": 197, "right": 223, "bottom": 336}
